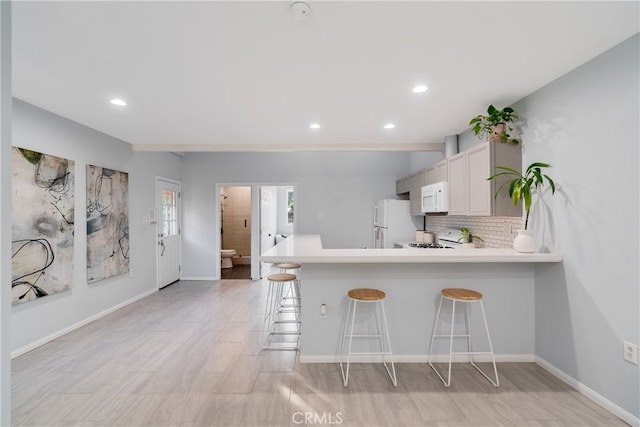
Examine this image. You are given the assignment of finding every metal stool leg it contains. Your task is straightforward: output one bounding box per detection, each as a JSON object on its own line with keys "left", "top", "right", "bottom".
{"left": 263, "top": 276, "right": 300, "bottom": 351}
{"left": 428, "top": 294, "right": 499, "bottom": 388}
{"left": 469, "top": 300, "right": 499, "bottom": 387}
{"left": 428, "top": 295, "right": 451, "bottom": 386}
{"left": 378, "top": 300, "right": 397, "bottom": 387}
{"left": 340, "top": 299, "right": 357, "bottom": 387}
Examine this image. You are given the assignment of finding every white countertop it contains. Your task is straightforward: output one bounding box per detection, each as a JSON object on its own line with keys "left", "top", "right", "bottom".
{"left": 260, "top": 235, "right": 563, "bottom": 264}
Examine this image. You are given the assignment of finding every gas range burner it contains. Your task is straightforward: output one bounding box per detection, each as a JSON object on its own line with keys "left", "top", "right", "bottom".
{"left": 408, "top": 243, "right": 454, "bottom": 249}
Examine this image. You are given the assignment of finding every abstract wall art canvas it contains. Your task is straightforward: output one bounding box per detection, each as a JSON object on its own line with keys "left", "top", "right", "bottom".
{"left": 11, "top": 147, "right": 75, "bottom": 305}
{"left": 86, "top": 165, "right": 129, "bottom": 283}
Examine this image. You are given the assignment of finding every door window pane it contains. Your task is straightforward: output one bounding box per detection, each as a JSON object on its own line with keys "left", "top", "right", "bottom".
{"left": 162, "top": 189, "right": 178, "bottom": 236}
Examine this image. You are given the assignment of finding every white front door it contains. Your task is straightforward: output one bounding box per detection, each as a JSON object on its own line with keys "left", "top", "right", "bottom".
{"left": 158, "top": 179, "right": 181, "bottom": 289}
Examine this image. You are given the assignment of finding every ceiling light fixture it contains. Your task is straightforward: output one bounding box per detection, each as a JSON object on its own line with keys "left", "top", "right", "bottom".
{"left": 290, "top": 1, "right": 311, "bottom": 19}
{"left": 110, "top": 98, "right": 127, "bottom": 106}
{"left": 412, "top": 85, "right": 428, "bottom": 94}
{"left": 309, "top": 123, "right": 320, "bottom": 129}
{"left": 384, "top": 123, "right": 396, "bottom": 129}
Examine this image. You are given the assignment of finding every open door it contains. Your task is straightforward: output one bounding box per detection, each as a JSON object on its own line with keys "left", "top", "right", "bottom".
{"left": 258, "top": 186, "right": 294, "bottom": 278}
{"left": 260, "top": 187, "right": 277, "bottom": 278}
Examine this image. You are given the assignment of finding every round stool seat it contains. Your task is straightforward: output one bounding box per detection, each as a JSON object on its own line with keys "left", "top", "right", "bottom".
{"left": 277, "top": 262, "right": 301, "bottom": 270}
{"left": 441, "top": 288, "right": 482, "bottom": 301}
{"left": 267, "top": 273, "right": 297, "bottom": 282}
{"left": 347, "top": 288, "right": 385, "bottom": 302}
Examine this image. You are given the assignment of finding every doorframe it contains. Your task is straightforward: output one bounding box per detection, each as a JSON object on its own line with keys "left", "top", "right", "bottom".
{"left": 155, "top": 176, "right": 182, "bottom": 290}
{"left": 216, "top": 182, "right": 296, "bottom": 280}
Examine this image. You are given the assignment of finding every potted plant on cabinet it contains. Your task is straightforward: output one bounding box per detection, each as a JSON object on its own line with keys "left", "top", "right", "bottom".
{"left": 487, "top": 162, "right": 556, "bottom": 253}
{"left": 469, "top": 104, "right": 520, "bottom": 145}
{"left": 458, "top": 228, "right": 483, "bottom": 249}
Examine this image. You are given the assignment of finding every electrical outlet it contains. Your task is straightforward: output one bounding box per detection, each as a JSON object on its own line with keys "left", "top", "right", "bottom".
{"left": 624, "top": 341, "right": 638, "bottom": 365}
{"left": 320, "top": 304, "right": 328, "bottom": 319}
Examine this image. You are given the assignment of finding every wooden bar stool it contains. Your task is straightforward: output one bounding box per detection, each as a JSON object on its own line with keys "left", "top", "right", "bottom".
{"left": 277, "top": 263, "right": 301, "bottom": 313}
{"left": 428, "top": 288, "right": 499, "bottom": 387}
{"left": 339, "top": 288, "right": 397, "bottom": 387}
{"left": 263, "top": 273, "right": 300, "bottom": 351}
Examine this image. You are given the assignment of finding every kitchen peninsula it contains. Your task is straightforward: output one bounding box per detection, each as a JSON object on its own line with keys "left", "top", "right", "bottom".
{"left": 261, "top": 235, "right": 562, "bottom": 363}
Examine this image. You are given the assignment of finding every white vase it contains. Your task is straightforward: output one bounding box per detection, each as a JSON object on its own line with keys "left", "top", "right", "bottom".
{"left": 513, "top": 229, "right": 536, "bottom": 253}
{"left": 461, "top": 242, "right": 476, "bottom": 249}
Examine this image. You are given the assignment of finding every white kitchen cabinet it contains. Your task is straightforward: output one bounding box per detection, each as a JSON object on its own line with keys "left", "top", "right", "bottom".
{"left": 409, "top": 170, "right": 428, "bottom": 216}
{"left": 435, "top": 160, "right": 448, "bottom": 183}
{"left": 424, "top": 159, "right": 448, "bottom": 185}
{"left": 397, "top": 159, "right": 448, "bottom": 214}
{"left": 447, "top": 141, "right": 522, "bottom": 216}
{"left": 395, "top": 176, "right": 410, "bottom": 195}
{"left": 447, "top": 151, "right": 467, "bottom": 213}
{"left": 425, "top": 167, "right": 436, "bottom": 185}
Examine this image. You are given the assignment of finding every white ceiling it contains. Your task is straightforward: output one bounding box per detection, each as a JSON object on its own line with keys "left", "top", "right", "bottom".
{"left": 11, "top": 1, "right": 639, "bottom": 152}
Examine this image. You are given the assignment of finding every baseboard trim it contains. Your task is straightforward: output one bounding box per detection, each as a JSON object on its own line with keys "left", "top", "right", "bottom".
{"left": 11, "top": 288, "right": 158, "bottom": 359}
{"left": 535, "top": 356, "right": 639, "bottom": 427}
{"left": 299, "top": 353, "right": 534, "bottom": 364}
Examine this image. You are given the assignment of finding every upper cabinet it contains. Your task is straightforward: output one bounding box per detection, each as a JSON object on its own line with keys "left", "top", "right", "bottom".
{"left": 435, "top": 160, "right": 448, "bottom": 183}
{"left": 447, "top": 141, "right": 522, "bottom": 216}
{"left": 396, "top": 159, "right": 449, "bottom": 216}
{"left": 395, "top": 176, "right": 411, "bottom": 195}
{"left": 409, "top": 170, "right": 428, "bottom": 216}
{"left": 424, "top": 159, "right": 448, "bottom": 186}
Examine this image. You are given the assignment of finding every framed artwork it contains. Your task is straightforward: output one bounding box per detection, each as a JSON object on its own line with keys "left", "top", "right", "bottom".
{"left": 11, "top": 147, "right": 75, "bottom": 305}
{"left": 86, "top": 165, "right": 129, "bottom": 283}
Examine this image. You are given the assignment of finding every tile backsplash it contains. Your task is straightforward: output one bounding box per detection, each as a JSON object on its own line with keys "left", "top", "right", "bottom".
{"left": 425, "top": 216, "right": 523, "bottom": 248}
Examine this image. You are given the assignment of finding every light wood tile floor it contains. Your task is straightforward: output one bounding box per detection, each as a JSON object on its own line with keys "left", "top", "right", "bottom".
{"left": 12, "top": 279, "right": 628, "bottom": 427}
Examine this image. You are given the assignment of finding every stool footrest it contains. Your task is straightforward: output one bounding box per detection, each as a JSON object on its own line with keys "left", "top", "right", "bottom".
{"left": 432, "top": 334, "right": 471, "bottom": 338}
{"left": 344, "top": 334, "right": 383, "bottom": 338}
{"left": 346, "top": 351, "right": 393, "bottom": 356}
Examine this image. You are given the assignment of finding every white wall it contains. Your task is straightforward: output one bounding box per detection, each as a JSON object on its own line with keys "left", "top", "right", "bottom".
{"left": 181, "top": 151, "right": 413, "bottom": 279}
{"left": 10, "top": 99, "right": 182, "bottom": 352}
{"left": 516, "top": 35, "right": 639, "bottom": 420}
{"left": 0, "top": 3, "right": 12, "bottom": 423}
{"left": 409, "top": 150, "right": 445, "bottom": 173}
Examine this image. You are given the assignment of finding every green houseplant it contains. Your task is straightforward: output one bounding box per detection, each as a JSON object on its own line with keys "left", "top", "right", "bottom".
{"left": 458, "top": 228, "right": 484, "bottom": 248}
{"left": 487, "top": 162, "right": 556, "bottom": 230}
{"left": 469, "top": 104, "right": 520, "bottom": 145}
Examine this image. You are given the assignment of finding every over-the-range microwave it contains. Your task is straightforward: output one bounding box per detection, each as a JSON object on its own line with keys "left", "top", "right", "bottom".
{"left": 421, "top": 182, "right": 448, "bottom": 213}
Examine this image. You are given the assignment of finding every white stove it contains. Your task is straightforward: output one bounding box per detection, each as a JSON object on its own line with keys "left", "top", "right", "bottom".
{"left": 401, "top": 228, "right": 464, "bottom": 249}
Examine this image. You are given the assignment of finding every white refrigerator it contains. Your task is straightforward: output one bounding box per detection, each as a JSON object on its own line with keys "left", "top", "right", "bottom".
{"left": 373, "top": 199, "right": 416, "bottom": 248}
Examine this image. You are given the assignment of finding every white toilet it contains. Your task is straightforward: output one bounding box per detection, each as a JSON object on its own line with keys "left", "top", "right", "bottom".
{"left": 221, "top": 249, "right": 236, "bottom": 269}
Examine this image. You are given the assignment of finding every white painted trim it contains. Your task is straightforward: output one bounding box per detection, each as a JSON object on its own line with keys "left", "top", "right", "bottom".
{"left": 300, "top": 353, "right": 534, "bottom": 364}
{"left": 179, "top": 276, "right": 217, "bottom": 281}
{"left": 11, "top": 288, "right": 157, "bottom": 359}
{"left": 132, "top": 142, "right": 445, "bottom": 153}
{"left": 536, "top": 356, "right": 639, "bottom": 427}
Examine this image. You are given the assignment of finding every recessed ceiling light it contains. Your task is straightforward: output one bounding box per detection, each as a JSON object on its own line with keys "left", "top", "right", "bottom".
{"left": 384, "top": 123, "right": 396, "bottom": 129}
{"left": 412, "top": 85, "right": 428, "bottom": 94}
{"left": 309, "top": 123, "right": 320, "bottom": 129}
{"left": 110, "top": 98, "right": 127, "bottom": 106}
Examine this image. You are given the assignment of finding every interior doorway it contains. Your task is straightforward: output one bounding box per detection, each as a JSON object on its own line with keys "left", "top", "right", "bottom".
{"left": 259, "top": 186, "right": 295, "bottom": 278}
{"left": 220, "top": 185, "right": 252, "bottom": 279}
{"left": 217, "top": 184, "right": 295, "bottom": 280}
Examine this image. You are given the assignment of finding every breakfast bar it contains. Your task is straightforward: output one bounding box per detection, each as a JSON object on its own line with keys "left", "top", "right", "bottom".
{"left": 261, "top": 235, "right": 563, "bottom": 363}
